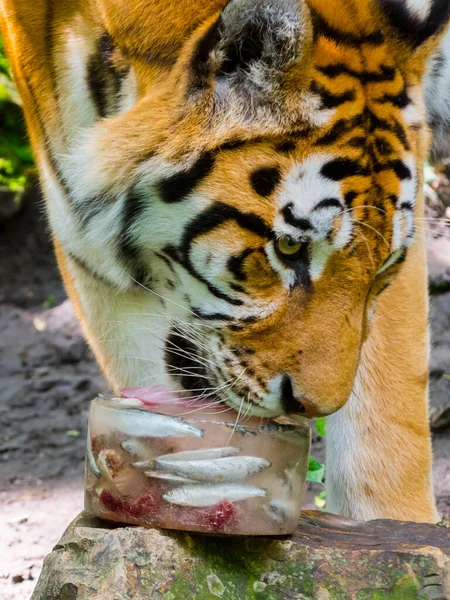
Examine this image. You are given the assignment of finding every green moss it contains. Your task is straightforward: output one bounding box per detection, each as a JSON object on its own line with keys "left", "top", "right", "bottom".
{"left": 356, "top": 574, "right": 428, "bottom": 600}
{"left": 152, "top": 534, "right": 316, "bottom": 600}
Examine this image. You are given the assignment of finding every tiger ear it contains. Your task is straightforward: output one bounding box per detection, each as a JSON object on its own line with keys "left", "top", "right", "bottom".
{"left": 380, "top": 0, "right": 450, "bottom": 52}
{"left": 188, "top": 0, "right": 311, "bottom": 96}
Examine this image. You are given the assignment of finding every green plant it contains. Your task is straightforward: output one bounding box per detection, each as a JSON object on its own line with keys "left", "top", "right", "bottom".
{"left": 307, "top": 417, "right": 326, "bottom": 509}
{"left": 0, "top": 34, "right": 34, "bottom": 192}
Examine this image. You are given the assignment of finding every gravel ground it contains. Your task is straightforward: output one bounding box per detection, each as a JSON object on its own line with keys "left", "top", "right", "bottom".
{"left": 0, "top": 186, "right": 449, "bottom": 599}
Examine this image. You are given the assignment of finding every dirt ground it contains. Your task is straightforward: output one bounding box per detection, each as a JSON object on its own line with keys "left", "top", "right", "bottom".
{"left": 1, "top": 186, "right": 449, "bottom": 600}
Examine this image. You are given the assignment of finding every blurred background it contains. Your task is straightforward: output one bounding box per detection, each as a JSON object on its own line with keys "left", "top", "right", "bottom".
{"left": 1, "top": 35, "right": 450, "bottom": 600}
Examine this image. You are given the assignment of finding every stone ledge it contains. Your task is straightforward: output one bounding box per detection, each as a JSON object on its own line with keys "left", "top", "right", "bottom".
{"left": 31, "top": 511, "right": 450, "bottom": 600}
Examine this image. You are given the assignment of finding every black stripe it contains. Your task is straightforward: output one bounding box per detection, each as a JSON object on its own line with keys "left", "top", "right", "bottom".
{"left": 171, "top": 203, "right": 271, "bottom": 305}
{"left": 311, "top": 9, "right": 384, "bottom": 47}
{"left": 347, "top": 136, "right": 367, "bottom": 148}
{"left": 86, "top": 33, "right": 126, "bottom": 119}
{"left": 99, "top": 32, "right": 115, "bottom": 62}
{"left": 189, "top": 15, "right": 223, "bottom": 89}
{"left": 250, "top": 167, "right": 281, "bottom": 197}
{"left": 155, "top": 252, "right": 177, "bottom": 274}
{"left": 321, "top": 159, "right": 368, "bottom": 181}
{"left": 165, "top": 331, "right": 208, "bottom": 393}
{"left": 230, "top": 283, "right": 245, "bottom": 293}
{"left": 276, "top": 140, "right": 296, "bottom": 153}
{"left": 316, "top": 64, "right": 396, "bottom": 83}
{"left": 391, "top": 160, "right": 412, "bottom": 180}
{"left": 316, "top": 115, "right": 364, "bottom": 146}
{"left": 313, "top": 198, "right": 343, "bottom": 212}
{"left": 182, "top": 202, "right": 272, "bottom": 244}
{"left": 310, "top": 81, "right": 356, "bottom": 109}
{"left": 218, "top": 140, "right": 247, "bottom": 151}
{"left": 281, "top": 203, "right": 313, "bottom": 230}
{"left": 86, "top": 59, "right": 107, "bottom": 119}
{"left": 374, "top": 89, "right": 410, "bottom": 109}
{"left": 374, "top": 137, "right": 394, "bottom": 156}
{"left": 68, "top": 252, "right": 115, "bottom": 287}
{"left": 228, "top": 248, "right": 253, "bottom": 281}
{"left": 158, "top": 152, "right": 215, "bottom": 203}
{"left": 192, "top": 310, "right": 234, "bottom": 321}
{"left": 344, "top": 191, "right": 359, "bottom": 205}
{"left": 118, "top": 188, "right": 149, "bottom": 284}
{"left": 372, "top": 159, "right": 412, "bottom": 180}
{"left": 381, "top": 0, "right": 450, "bottom": 48}
{"left": 363, "top": 109, "right": 410, "bottom": 151}
{"left": 86, "top": 59, "right": 116, "bottom": 119}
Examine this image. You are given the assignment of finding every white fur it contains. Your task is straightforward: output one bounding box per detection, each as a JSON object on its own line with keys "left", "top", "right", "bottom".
{"left": 58, "top": 27, "right": 98, "bottom": 141}
{"left": 273, "top": 154, "right": 353, "bottom": 280}
{"left": 404, "top": 0, "right": 433, "bottom": 20}
{"left": 392, "top": 154, "right": 417, "bottom": 250}
{"left": 425, "top": 26, "right": 450, "bottom": 119}
{"left": 424, "top": 26, "right": 450, "bottom": 159}
{"left": 275, "top": 154, "right": 344, "bottom": 240}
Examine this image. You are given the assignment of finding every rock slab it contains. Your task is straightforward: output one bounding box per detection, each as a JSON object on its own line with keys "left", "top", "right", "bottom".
{"left": 32, "top": 511, "right": 450, "bottom": 600}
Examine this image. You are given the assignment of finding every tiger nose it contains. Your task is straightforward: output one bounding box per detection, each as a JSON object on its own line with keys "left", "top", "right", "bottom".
{"left": 280, "top": 375, "right": 306, "bottom": 415}
{"left": 280, "top": 374, "right": 326, "bottom": 417}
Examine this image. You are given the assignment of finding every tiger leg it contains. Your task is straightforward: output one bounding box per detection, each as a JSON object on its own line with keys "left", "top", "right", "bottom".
{"left": 325, "top": 232, "right": 438, "bottom": 523}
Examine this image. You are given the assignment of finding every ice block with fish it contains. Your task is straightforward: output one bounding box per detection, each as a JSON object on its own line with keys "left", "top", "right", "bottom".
{"left": 85, "top": 386, "right": 311, "bottom": 535}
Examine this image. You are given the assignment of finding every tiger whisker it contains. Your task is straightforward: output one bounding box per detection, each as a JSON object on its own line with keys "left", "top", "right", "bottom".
{"left": 352, "top": 230, "right": 375, "bottom": 269}
{"left": 356, "top": 221, "right": 390, "bottom": 248}
{"left": 130, "top": 276, "right": 203, "bottom": 318}
{"left": 120, "top": 355, "right": 210, "bottom": 379}
{"left": 226, "top": 394, "right": 245, "bottom": 445}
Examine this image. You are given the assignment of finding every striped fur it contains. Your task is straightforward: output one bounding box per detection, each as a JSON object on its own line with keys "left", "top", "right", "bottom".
{"left": 1, "top": 0, "right": 449, "bottom": 522}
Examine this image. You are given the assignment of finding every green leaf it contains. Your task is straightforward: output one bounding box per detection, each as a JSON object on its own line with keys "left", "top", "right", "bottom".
{"left": 424, "top": 163, "right": 437, "bottom": 185}
{"left": 314, "top": 494, "right": 326, "bottom": 509}
{"left": 307, "top": 456, "right": 325, "bottom": 484}
{"left": 315, "top": 417, "right": 326, "bottom": 437}
{"left": 0, "top": 34, "right": 35, "bottom": 192}
{"left": 66, "top": 429, "right": 80, "bottom": 438}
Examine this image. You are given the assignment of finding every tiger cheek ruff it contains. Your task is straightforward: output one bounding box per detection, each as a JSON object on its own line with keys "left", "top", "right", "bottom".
{"left": 2, "top": 0, "right": 449, "bottom": 522}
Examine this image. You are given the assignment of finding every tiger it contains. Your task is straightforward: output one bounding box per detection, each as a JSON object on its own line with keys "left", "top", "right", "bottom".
{"left": 1, "top": 0, "right": 450, "bottom": 524}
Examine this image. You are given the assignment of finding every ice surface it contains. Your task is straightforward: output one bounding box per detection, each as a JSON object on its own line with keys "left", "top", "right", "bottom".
{"left": 85, "top": 390, "right": 311, "bottom": 535}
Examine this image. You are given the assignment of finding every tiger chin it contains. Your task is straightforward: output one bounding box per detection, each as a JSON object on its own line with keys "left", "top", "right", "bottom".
{"left": 2, "top": 0, "right": 450, "bottom": 523}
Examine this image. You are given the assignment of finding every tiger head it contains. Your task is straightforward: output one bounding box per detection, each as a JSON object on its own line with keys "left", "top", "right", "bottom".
{"left": 56, "top": 0, "right": 450, "bottom": 417}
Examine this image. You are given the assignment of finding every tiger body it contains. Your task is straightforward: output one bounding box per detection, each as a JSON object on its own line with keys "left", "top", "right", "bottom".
{"left": 1, "top": 0, "right": 450, "bottom": 522}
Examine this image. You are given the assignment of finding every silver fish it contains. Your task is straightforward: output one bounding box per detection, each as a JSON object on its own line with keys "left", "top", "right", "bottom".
{"left": 154, "top": 456, "right": 270, "bottom": 483}
{"left": 101, "top": 408, "right": 204, "bottom": 438}
{"left": 264, "top": 469, "right": 303, "bottom": 524}
{"left": 133, "top": 446, "right": 240, "bottom": 469}
{"left": 121, "top": 439, "right": 154, "bottom": 458}
{"left": 263, "top": 500, "right": 296, "bottom": 525}
{"left": 144, "top": 470, "right": 194, "bottom": 484}
{"left": 87, "top": 427, "right": 100, "bottom": 478}
{"left": 163, "top": 483, "right": 267, "bottom": 507}
{"left": 96, "top": 449, "right": 147, "bottom": 496}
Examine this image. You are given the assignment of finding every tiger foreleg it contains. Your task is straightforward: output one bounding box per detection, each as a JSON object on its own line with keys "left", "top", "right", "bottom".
{"left": 325, "top": 235, "right": 438, "bottom": 523}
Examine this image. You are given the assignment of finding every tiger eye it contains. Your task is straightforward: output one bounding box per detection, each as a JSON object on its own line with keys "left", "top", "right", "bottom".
{"left": 276, "top": 235, "right": 302, "bottom": 257}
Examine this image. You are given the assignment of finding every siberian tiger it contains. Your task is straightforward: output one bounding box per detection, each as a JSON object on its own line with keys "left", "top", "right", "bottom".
{"left": 1, "top": 0, "right": 450, "bottom": 523}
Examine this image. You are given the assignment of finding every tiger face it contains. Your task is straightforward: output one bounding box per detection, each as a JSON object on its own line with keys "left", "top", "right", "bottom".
{"left": 38, "top": 0, "right": 449, "bottom": 417}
